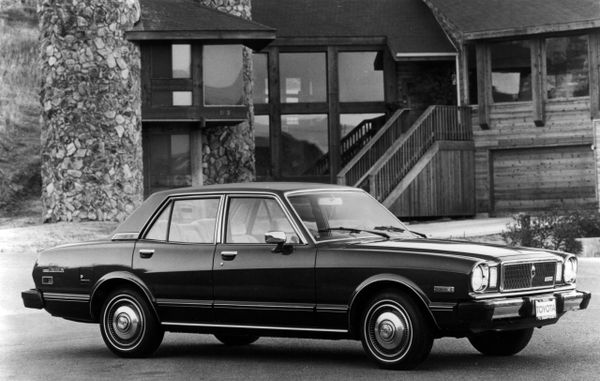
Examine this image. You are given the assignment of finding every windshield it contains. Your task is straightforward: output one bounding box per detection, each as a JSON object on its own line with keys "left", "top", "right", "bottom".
{"left": 287, "top": 190, "right": 415, "bottom": 242}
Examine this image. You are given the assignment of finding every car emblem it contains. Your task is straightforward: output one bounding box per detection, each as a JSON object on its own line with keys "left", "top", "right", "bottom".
{"left": 531, "top": 264, "right": 536, "bottom": 279}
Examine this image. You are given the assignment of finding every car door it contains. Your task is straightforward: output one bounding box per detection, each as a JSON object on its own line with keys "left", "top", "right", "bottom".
{"left": 213, "top": 194, "right": 316, "bottom": 328}
{"left": 133, "top": 196, "right": 222, "bottom": 324}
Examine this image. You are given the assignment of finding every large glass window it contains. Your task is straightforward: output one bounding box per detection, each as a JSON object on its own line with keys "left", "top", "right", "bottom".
{"left": 204, "top": 45, "right": 244, "bottom": 106}
{"left": 252, "top": 53, "right": 269, "bottom": 104}
{"left": 254, "top": 115, "right": 270, "bottom": 177}
{"left": 546, "top": 35, "right": 589, "bottom": 99}
{"left": 280, "top": 53, "right": 326, "bottom": 103}
{"left": 338, "top": 52, "right": 384, "bottom": 102}
{"left": 172, "top": 44, "right": 191, "bottom": 78}
{"left": 491, "top": 41, "right": 532, "bottom": 102}
{"left": 147, "top": 133, "right": 191, "bottom": 192}
{"left": 281, "top": 114, "right": 328, "bottom": 176}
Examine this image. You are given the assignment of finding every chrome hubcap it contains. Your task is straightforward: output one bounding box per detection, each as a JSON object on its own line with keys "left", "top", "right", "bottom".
{"left": 111, "top": 304, "right": 141, "bottom": 341}
{"left": 374, "top": 311, "right": 406, "bottom": 350}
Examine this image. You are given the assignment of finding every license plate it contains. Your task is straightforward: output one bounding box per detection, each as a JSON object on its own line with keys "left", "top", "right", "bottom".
{"left": 535, "top": 298, "right": 557, "bottom": 320}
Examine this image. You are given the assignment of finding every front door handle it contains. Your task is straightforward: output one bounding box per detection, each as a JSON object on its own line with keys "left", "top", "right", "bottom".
{"left": 220, "top": 251, "right": 238, "bottom": 261}
{"left": 139, "top": 249, "right": 155, "bottom": 259}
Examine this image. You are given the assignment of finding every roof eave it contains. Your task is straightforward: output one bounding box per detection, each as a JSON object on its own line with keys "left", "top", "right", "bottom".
{"left": 463, "top": 19, "right": 600, "bottom": 42}
{"left": 125, "top": 29, "right": 276, "bottom": 50}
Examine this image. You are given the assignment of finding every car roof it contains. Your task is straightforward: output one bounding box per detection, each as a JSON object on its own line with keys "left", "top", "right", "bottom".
{"left": 112, "top": 182, "right": 357, "bottom": 237}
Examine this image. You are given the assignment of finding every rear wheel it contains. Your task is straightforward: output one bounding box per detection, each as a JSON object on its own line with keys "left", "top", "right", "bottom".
{"left": 360, "top": 291, "right": 433, "bottom": 369}
{"left": 468, "top": 328, "right": 534, "bottom": 356}
{"left": 100, "top": 288, "right": 164, "bottom": 357}
{"left": 214, "top": 333, "right": 259, "bottom": 346}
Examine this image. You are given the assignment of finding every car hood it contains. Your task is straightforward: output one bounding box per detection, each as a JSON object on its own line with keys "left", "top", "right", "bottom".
{"left": 342, "top": 238, "right": 564, "bottom": 263}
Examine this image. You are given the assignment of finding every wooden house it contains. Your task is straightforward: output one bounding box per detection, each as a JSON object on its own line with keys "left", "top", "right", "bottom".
{"left": 128, "top": 0, "right": 600, "bottom": 217}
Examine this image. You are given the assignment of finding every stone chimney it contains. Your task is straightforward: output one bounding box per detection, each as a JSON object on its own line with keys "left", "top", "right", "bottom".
{"left": 39, "top": 0, "right": 143, "bottom": 222}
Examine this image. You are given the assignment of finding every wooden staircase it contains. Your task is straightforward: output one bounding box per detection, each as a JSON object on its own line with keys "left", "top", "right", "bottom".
{"left": 337, "top": 106, "right": 475, "bottom": 217}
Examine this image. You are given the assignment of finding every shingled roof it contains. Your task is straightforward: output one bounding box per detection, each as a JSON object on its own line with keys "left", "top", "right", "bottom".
{"left": 424, "top": 0, "right": 600, "bottom": 42}
{"left": 126, "top": 0, "right": 275, "bottom": 50}
{"left": 253, "top": 0, "right": 456, "bottom": 59}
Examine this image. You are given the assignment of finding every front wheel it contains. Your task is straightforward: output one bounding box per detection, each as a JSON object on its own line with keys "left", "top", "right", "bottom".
{"left": 360, "top": 291, "right": 433, "bottom": 369}
{"left": 468, "top": 328, "right": 534, "bottom": 356}
{"left": 100, "top": 288, "right": 164, "bottom": 357}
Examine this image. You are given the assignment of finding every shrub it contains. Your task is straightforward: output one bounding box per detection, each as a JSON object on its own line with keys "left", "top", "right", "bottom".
{"left": 502, "top": 208, "right": 600, "bottom": 255}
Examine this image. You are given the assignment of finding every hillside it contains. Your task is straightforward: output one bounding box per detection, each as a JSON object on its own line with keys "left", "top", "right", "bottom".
{"left": 0, "top": 2, "right": 41, "bottom": 219}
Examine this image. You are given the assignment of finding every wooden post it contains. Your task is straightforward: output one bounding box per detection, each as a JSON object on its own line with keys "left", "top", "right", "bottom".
{"left": 191, "top": 125, "right": 203, "bottom": 186}
{"left": 268, "top": 47, "right": 281, "bottom": 178}
{"left": 531, "top": 39, "right": 546, "bottom": 127}
{"left": 475, "top": 43, "right": 491, "bottom": 129}
{"left": 589, "top": 32, "right": 600, "bottom": 120}
{"left": 327, "top": 46, "right": 340, "bottom": 183}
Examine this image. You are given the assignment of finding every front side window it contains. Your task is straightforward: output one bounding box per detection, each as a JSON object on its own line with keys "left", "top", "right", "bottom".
{"left": 169, "top": 198, "right": 220, "bottom": 243}
{"left": 546, "top": 35, "right": 589, "bottom": 99}
{"left": 226, "top": 197, "right": 299, "bottom": 244}
{"left": 491, "top": 41, "right": 532, "bottom": 102}
{"left": 204, "top": 45, "right": 244, "bottom": 106}
{"left": 280, "top": 52, "right": 326, "bottom": 103}
{"left": 288, "top": 191, "right": 414, "bottom": 242}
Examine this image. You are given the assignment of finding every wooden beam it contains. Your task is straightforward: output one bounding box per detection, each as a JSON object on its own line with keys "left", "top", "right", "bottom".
{"left": 530, "top": 39, "right": 546, "bottom": 127}
{"left": 475, "top": 43, "right": 491, "bottom": 129}
{"left": 327, "top": 46, "right": 340, "bottom": 183}
{"left": 590, "top": 32, "right": 600, "bottom": 120}
{"left": 267, "top": 47, "right": 281, "bottom": 178}
{"left": 463, "top": 19, "right": 600, "bottom": 42}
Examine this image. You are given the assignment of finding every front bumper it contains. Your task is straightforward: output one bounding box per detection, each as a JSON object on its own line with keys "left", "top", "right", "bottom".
{"left": 450, "top": 290, "right": 591, "bottom": 333}
{"left": 22, "top": 289, "right": 44, "bottom": 309}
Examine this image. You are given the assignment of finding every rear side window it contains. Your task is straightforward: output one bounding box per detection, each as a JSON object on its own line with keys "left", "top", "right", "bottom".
{"left": 144, "top": 198, "right": 220, "bottom": 243}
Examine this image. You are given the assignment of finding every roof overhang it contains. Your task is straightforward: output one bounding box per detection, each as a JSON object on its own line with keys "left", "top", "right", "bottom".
{"left": 125, "top": 30, "right": 276, "bottom": 50}
{"left": 463, "top": 19, "right": 600, "bottom": 42}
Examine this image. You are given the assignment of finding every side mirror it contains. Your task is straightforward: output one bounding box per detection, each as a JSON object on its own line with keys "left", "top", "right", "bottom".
{"left": 265, "top": 231, "right": 293, "bottom": 254}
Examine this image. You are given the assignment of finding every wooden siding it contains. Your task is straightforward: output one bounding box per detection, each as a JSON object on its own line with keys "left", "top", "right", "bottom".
{"left": 472, "top": 98, "right": 596, "bottom": 212}
{"left": 387, "top": 141, "right": 475, "bottom": 218}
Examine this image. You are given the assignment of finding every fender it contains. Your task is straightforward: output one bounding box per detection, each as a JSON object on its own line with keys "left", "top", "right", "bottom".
{"left": 348, "top": 273, "right": 439, "bottom": 330}
{"left": 90, "top": 271, "right": 157, "bottom": 319}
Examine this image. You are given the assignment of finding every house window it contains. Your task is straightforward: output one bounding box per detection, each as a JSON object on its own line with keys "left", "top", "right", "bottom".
{"left": 252, "top": 53, "right": 269, "bottom": 104}
{"left": 281, "top": 114, "right": 328, "bottom": 176}
{"left": 467, "top": 45, "right": 478, "bottom": 105}
{"left": 254, "top": 115, "right": 270, "bottom": 178}
{"left": 172, "top": 44, "right": 191, "bottom": 78}
{"left": 491, "top": 41, "right": 532, "bottom": 102}
{"left": 146, "top": 132, "right": 191, "bottom": 193}
{"left": 280, "top": 53, "right": 326, "bottom": 103}
{"left": 338, "top": 52, "right": 384, "bottom": 102}
{"left": 203, "top": 45, "right": 244, "bottom": 106}
{"left": 546, "top": 35, "right": 589, "bottom": 99}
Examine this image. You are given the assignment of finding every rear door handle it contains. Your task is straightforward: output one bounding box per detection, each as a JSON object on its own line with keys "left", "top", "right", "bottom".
{"left": 220, "top": 251, "right": 238, "bottom": 261}
{"left": 139, "top": 249, "right": 155, "bottom": 259}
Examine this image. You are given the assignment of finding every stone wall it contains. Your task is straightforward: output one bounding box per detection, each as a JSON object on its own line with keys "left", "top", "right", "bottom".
{"left": 198, "top": 0, "right": 255, "bottom": 185}
{"left": 39, "top": 0, "right": 143, "bottom": 222}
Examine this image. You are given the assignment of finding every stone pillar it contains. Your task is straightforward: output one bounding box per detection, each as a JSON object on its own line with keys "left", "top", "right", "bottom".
{"left": 198, "top": 0, "right": 255, "bottom": 184}
{"left": 39, "top": 0, "right": 143, "bottom": 222}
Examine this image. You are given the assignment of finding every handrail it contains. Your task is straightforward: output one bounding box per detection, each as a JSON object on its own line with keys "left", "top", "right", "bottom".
{"left": 305, "top": 114, "right": 387, "bottom": 176}
{"left": 366, "top": 105, "right": 472, "bottom": 201}
{"left": 336, "top": 108, "right": 410, "bottom": 186}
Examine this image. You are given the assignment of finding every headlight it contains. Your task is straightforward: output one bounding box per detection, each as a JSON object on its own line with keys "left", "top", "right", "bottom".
{"left": 563, "top": 256, "right": 578, "bottom": 284}
{"left": 471, "top": 263, "right": 489, "bottom": 292}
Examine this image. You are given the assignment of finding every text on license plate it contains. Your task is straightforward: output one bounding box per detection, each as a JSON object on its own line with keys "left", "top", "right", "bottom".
{"left": 535, "top": 299, "right": 557, "bottom": 320}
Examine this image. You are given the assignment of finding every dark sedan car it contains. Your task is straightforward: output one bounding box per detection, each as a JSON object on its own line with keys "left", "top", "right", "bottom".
{"left": 22, "top": 183, "right": 591, "bottom": 369}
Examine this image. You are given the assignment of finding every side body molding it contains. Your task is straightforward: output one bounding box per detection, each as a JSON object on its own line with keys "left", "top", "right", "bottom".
{"left": 90, "top": 271, "right": 157, "bottom": 320}
{"left": 348, "top": 273, "right": 439, "bottom": 331}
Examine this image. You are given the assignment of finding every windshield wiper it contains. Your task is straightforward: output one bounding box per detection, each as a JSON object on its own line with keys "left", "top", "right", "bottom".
{"left": 318, "top": 227, "right": 390, "bottom": 239}
{"left": 373, "top": 225, "right": 405, "bottom": 233}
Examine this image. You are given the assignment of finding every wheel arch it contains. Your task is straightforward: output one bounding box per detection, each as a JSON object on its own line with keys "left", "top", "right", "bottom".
{"left": 90, "top": 271, "right": 158, "bottom": 322}
{"left": 348, "top": 274, "right": 439, "bottom": 338}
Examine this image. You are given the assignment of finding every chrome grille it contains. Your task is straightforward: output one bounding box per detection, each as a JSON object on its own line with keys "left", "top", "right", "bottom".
{"left": 501, "top": 261, "right": 556, "bottom": 291}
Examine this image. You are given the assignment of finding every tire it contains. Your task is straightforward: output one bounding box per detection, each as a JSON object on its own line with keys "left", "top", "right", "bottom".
{"left": 360, "top": 291, "right": 433, "bottom": 370}
{"left": 214, "top": 333, "right": 260, "bottom": 346}
{"left": 100, "top": 288, "right": 164, "bottom": 358}
{"left": 468, "top": 328, "right": 534, "bottom": 356}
